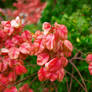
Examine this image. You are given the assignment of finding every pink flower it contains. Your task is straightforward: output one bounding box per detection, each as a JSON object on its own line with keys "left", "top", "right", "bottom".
{"left": 21, "top": 30, "right": 32, "bottom": 42}
{"left": 0, "top": 30, "right": 6, "bottom": 39}
{"left": 48, "top": 72, "right": 57, "bottom": 82}
{"left": 38, "top": 67, "right": 47, "bottom": 81}
{"left": 57, "top": 68, "right": 65, "bottom": 82}
{"left": 5, "top": 39, "right": 15, "bottom": 48}
{"left": 11, "top": 16, "right": 21, "bottom": 28}
{"left": 8, "top": 71, "right": 16, "bottom": 82}
{"left": 37, "top": 52, "right": 49, "bottom": 66}
{"left": 45, "top": 58, "right": 62, "bottom": 72}
{"left": 64, "top": 40, "right": 73, "bottom": 52}
{"left": 1, "top": 48, "right": 9, "bottom": 55}
{"left": 12, "top": 35, "right": 23, "bottom": 45}
{"left": 86, "top": 54, "right": 92, "bottom": 64}
{"left": 0, "top": 75, "right": 9, "bottom": 88}
{"left": 64, "top": 51, "right": 72, "bottom": 57}
{"left": 33, "top": 38, "right": 44, "bottom": 55}
{"left": 43, "top": 34, "right": 56, "bottom": 50}
{"left": 88, "top": 62, "right": 92, "bottom": 75}
{"left": 59, "top": 56, "right": 68, "bottom": 67}
{"left": 15, "top": 65, "right": 27, "bottom": 75}
{"left": 8, "top": 47, "right": 20, "bottom": 59}
{"left": 2, "top": 21, "right": 14, "bottom": 36}
{"left": 9, "top": 59, "right": 22, "bottom": 68}
{"left": 4, "top": 87, "right": 17, "bottom": 92}
{"left": 19, "top": 84, "right": 33, "bottom": 92}
{"left": 19, "top": 42, "right": 31, "bottom": 54}
{"left": 54, "top": 22, "right": 68, "bottom": 40}
{"left": 42, "top": 22, "right": 51, "bottom": 35}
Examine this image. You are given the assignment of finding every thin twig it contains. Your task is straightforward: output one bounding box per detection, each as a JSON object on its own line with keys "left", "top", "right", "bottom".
{"left": 84, "top": 79, "right": 92, "bottom": 83}
{"left": 54, "top": 0, "right": 57, "bottom": 4}
{"left": 25, "top": 63, "right": 37, "bottom": 68}
{"left": 65, "top": 69, "right": 85, "bottom": 91}
{"left": 68, "top": 67, "right": 73, "bottom": 92}
{"left": 65, "top": 75, "right": 69, "bottom": 92}
{"left": 74, "top": 48, "right": 87, "bottom": 56}
{"left": 14, "top": 72, "right": 36, "bottom": 86}
{"left": 30, "top": 76, "right": 38, "bottom": 86}
{"left": 37, "top": 81, "right": 48, "bottom": 91}
{"left": 69, "top": 61, "right": 88, "bottom": 92}
{"left": 53, "top": 82, "right": 58, "bottom": 92}
{"left": 68, "top": 51, "right": 88, "bottom": 92}
{"left": 73, "top": 57, "right": 85, "bottom": 61}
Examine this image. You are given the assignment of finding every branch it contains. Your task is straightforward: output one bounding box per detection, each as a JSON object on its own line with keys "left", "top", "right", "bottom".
{"left": 54, "top": 0, "right": 57, "bottom": 4}
{"left": 14, "top": 72, "right": 37, "bottom": 86}
{"left": 68, "top": 67, "right": 73, "bottom": 92}
{"left": 65, "top": 75, "right": 69, "bottom": 92}
{"left": 69, "top": 59, "right": 88, "bottom": 92}
{"left": 65, "top": 69, "right": 86, "bottom": 91}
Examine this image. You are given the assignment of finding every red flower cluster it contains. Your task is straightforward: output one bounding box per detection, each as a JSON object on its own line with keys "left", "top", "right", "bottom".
{"left": 32, "top": 22, "right": 73, "bottom": 82}
{"left": 0, "top": 17, "right": 32, "bottom": 91}
{"left": 86, "top": 54, "right": 92, "bottom": 75}
{"left": 7, "top": 0, "right": 46, "bottom": 24}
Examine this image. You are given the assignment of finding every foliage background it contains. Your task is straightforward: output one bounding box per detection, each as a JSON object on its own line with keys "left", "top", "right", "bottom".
{"left": 0, "top": 0, "right": 92, "bottom": 92}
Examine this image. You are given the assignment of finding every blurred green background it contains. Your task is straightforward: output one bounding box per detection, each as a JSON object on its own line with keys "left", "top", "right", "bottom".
{"left": 0, "top": 0, "right": 92, "bottom": 92}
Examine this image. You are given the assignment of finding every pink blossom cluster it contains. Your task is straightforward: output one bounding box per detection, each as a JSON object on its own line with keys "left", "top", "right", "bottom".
{"left": 0, "top": 16, "right": 33, "bottom": 91}
{"left": 86, "top": 54, "right": 92, "bottom": 75}
{"left": 32, "top": 22, "right": 73, "bottom": 82}
{"left": 0, "top": 17, "right": 73, "bottom": 91}
{"left": 6, "top": 0, "right": 46, "bottom": 24}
